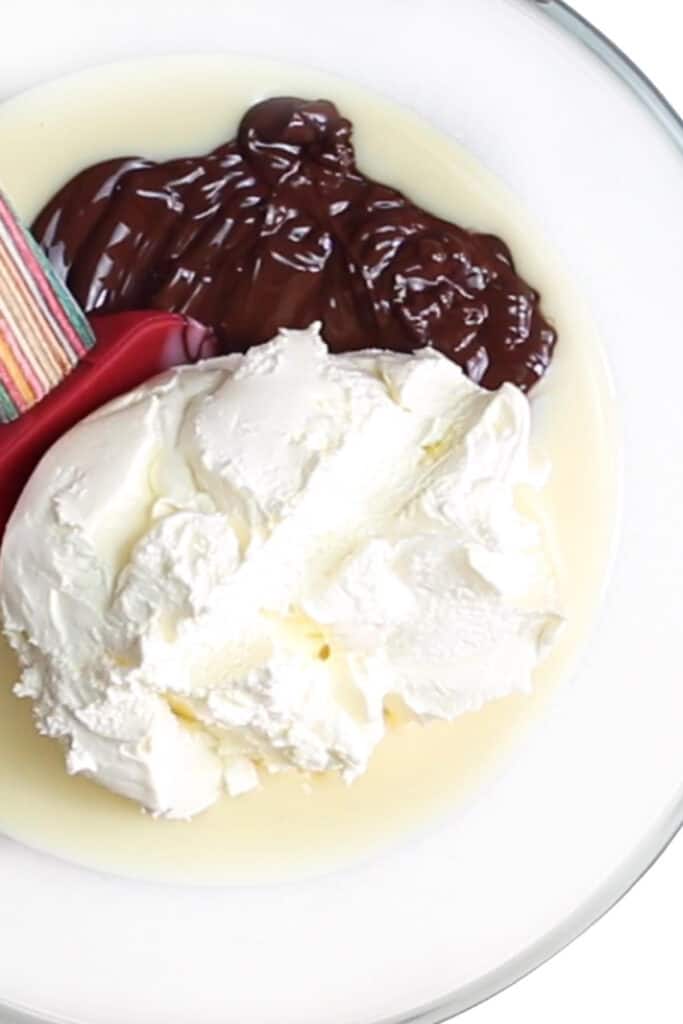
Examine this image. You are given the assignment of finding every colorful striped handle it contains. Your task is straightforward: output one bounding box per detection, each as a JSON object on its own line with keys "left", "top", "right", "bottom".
{"left": 0, "top": 192, "right": 95, "bottom": 423}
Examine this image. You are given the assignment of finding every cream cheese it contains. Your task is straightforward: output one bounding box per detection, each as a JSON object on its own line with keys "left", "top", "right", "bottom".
{"left": 0, "top": 324, "right": 561, "bottom": 818}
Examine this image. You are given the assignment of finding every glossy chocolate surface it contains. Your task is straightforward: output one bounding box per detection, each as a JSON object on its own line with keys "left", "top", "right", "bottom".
{"left": 33, "top": 98, "right": 556, "bottom": 391}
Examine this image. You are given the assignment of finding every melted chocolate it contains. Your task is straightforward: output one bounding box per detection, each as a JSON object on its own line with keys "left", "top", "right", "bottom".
{"left": 33, "top": 98, "right": 556, "bottom": 391}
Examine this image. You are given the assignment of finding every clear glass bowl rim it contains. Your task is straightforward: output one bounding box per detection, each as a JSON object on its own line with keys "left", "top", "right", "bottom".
{"left": 1, "top": 4, "right": 682, "bottom": 1023}
{"left": 388, "top": 3, "right": 683, "bottom": 1020}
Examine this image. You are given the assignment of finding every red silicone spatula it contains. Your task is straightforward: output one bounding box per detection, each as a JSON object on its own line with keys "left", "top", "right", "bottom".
{"left": 0, "top": 311, "right": 218, "bottom": 539}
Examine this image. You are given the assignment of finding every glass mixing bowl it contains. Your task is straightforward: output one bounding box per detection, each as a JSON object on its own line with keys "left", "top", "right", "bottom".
{"left": 1, "top": 2, "right": 682, "bottom": 1021}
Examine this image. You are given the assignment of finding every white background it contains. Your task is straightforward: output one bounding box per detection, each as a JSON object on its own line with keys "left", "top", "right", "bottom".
{"left": 470, "top": 1, "right": 683, "bottom": 1021}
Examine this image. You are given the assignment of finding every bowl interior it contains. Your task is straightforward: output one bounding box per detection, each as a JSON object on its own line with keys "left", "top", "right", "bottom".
{"left": 1, "top": 3, "right": 683, "bottom": 1023}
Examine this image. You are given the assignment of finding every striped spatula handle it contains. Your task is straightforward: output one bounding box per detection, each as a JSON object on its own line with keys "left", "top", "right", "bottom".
{"left": 0, "top": 191, "right": 95, "bottom": 423}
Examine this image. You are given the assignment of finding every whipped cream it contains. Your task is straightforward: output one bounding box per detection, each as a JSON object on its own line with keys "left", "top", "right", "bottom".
{"left": 0, "top": 325, "right": 561, "bottom": 819}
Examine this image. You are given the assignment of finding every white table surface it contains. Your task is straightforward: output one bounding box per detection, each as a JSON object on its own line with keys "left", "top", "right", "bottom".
{"left": 469, "top": 2, "right": 683, "bottom": 1021}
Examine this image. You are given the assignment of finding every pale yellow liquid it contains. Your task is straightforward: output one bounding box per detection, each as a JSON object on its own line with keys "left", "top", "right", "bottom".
{"left": 0, "top": 57, "right": 618, "bottom": 884}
